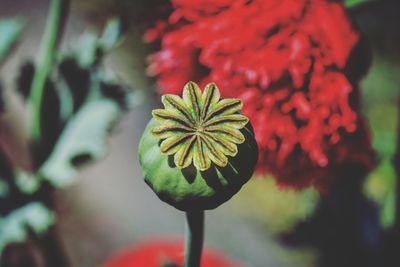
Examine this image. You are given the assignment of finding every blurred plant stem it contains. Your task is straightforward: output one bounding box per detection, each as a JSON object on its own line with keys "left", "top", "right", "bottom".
{"left": 27, "top": 0, "right": 71, "bottom": 266}
{"left": 393, "top": 93, "right": 400, "bottom": 228}
{"left": 184, "top": 211, "right": 204, "bottom": 267}
{"left": 35, "top": 226, "right": 70, "bottom": 267}
{"left": 28, "top": 0, "right": 70, "bottom": 143}
{"left": 345, "top": 0, "right": 378, "bottom": 9}
{"left": 1, "top": 226, "right": 70, "bottom": 267}
{"left": 0, "top": 242, "right": 39, "bottom": 267}
{"left": 382, "top": 87, "right": 400, "bottom": 267}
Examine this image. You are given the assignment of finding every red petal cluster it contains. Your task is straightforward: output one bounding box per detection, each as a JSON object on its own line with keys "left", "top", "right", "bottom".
{"left": 101, "top": 239, "right": 242, "bottom": 267}
{"left": 145, "top": 0, "right": 375, "bottom": 190}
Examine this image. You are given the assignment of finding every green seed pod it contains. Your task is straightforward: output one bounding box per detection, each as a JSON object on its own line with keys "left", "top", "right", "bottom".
{"left": 138, "top": 82, "right": 258, "bottom": 211}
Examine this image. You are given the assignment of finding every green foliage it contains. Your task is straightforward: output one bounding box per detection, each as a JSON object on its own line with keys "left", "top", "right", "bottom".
{"left": 19, "top": 19, "right": 136, "bottom": 187}
{"left": 362, "top": 53, "right": 400, "bottom": 228}
{"left": 15, "top": 171, "right": 40, "bottom": 195}
{"left": 0, "top": 17, "right": 22, "bottom": 111}
{"left": 0, "top": 203, "right": 55, "bottom": 252}
{"left": 39, "top": 98, "right": 121, "bottom": 187}
{"left": 0, "top": 18, "right": 137, "bottom": 252}
{"left": 72, "top": 19, "right": 123, "bottom": 68}
{"left": 344, "top": 0, "right": 377, "bottom": 8}
{"left": 230, "top": 177, "right": 319, "bottom": 233}
{"left": 99, "top": 18, "right": 124, "bottom": 51}
{"left": 364, "top": 160, "right": 396, "bottom": 228}
{"left": 0, "top": 18, "right": 22, "bottom": 64}
{"left": 0, "top": 180, "right": 8, "bottom": 197}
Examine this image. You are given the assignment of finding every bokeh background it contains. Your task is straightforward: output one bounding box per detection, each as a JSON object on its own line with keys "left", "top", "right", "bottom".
{"left": 1, "top": 0, "right": 399, "bottom": 266}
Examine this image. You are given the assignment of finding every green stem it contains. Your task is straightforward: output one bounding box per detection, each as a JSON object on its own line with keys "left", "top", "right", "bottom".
{"left": 183, "top": 210, "right": 204, "bottom": 267}
{"left": 29, "top": 0, "right": 69, "bottom": 142}
{"left": 37, "top": 226, "right": 70, "bottom": 267}
{"left": 393, "top": 89, "right": 400, "bottom": 228}
{"left": 344, "top": 0, "right": 377, "bottom": 9}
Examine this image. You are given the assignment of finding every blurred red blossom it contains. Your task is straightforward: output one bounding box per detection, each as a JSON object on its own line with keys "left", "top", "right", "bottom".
{"left": 145, "top": 0, "right": 375, "bottom": 190}
{"left": 101, "top": 239, "right": 242, "bottom": 267}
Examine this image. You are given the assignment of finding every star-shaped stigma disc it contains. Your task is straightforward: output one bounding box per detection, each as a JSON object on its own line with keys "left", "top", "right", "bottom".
{"left": 151, "top": 81, "right": 249, "bottom": 171}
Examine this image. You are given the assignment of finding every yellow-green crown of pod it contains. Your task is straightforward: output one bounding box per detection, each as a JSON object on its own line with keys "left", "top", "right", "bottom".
{"left": 138, "top": 82, "right": 258, "bottom": 211}
{"left": 151, "top": 81, "right": 249, "bottom": 171}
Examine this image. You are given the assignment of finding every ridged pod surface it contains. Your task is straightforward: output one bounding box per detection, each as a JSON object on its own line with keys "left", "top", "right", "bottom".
{"left": 138, "top": 82, "right": 258, "bottom": 210}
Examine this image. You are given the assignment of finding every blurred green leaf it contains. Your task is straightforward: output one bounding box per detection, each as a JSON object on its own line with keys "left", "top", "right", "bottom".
{"left": 73, "top": 18, "right": 123, "bottom": 68}
{"left": 0, "top": 17, "right": 136, "bottom": 252}
{"left": 230, "top": 176, "right": 319, "bottom": 233}
{"left": 0, "top": 203, "right": 55, "bottom": 252}
{"left": 99, "top": 18, "right": 123, "bottom": 50}
{"left": 75, "top": 31, "right": 99, "bottom": 68}
{"left": 364, "top": 160, "right": 396, "bottom": 228}
{"left": 15, "top": 171, "right": 40, "bottom": 195}
{"left": 30, "top": 18, "right": 136, "bottom": 188}
{"left": 39, "top": 98, "right": 121, "bottom": 187}
{"left": 362, "top": 50, "right": 400, "bottom": 229}
{"left": 0, "top": 180, "right": 9, "bottom": 198}
{"left": 58, "top": 58, "right": 90, "bottom": 112}
{"left": 0, "top": 18, "right": 22, "bottom": 64}
{"left": 366, "top": 104, "right": 398, "bottom": 158}
{"left": 345, "top": 0, "right": 377, "bottom": 8}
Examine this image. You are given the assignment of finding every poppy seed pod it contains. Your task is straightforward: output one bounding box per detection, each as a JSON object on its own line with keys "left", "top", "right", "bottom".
{"left": 138, "top": 82, "right": 258, "bottom": 211}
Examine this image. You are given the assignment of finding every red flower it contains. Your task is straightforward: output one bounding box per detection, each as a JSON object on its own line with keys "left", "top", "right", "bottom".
{"left": 145, "top": 0, "right": 375, "bottom": 190}
{"left": 101, "top": 239, "right": 243, "bottom": 267}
